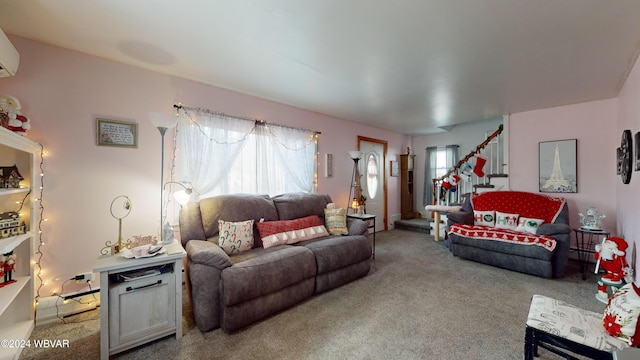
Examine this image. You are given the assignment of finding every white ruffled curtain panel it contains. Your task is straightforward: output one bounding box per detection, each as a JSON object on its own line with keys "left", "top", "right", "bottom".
{"left": 175, "top": 107, "right": 317, "bottom": 200}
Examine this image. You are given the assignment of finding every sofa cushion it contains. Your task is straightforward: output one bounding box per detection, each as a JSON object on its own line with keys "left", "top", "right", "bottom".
{"left": 473, "top": 210, "right": 495, "bottom": 227}
{"left": 272, "top": 192, "right": 333, "bottom": 221}
{"left": 449, "top": 224, "right": 557, "bottom": 251}
{"left": 198, "top": 194, "right": 279, "bottom": 247}
{"left": 298, "top": 235, "right": 371, "bottom": 274}
{"left": 471, "top": 191, "right": 566, "bottom": 224}
{"left": 218, "top": 219, "right": 254, "bottom": 255}
{"left": 494, "top": 211, "right": 519, "bottom": 230}
{"left": 221, "top": 246, "right": 317, "bottom": 306}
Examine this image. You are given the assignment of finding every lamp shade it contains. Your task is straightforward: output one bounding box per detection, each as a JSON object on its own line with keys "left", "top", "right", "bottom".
{"left": 348, "top": 150, "right": 362, "bottom": 160}
{"left": 173, "top": 189, "right": 192, "bottom": 206}
{"left": 149, "top": 111, "right": 179, "bottom": 129}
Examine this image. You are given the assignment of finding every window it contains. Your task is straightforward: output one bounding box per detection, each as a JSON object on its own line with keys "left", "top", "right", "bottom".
{"left": 424, "top": 145, "right": 459, "bottom": 206}
{"left": 366, "top": 153, "right": 378, "bottom": 200}
{"left": 173, "top": 108, "right": 318, "bottom": 199}
{"left": 434, "top": 149, "right": 449, "bottom": 179}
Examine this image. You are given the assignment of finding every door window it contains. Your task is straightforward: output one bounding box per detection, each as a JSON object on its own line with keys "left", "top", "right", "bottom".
{"left": 366, "top": 153, "right": 379, "bottom": 200}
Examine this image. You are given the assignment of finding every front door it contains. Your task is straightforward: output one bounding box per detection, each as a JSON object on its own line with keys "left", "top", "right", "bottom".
{"left": 358, "top": 137, "right": 387, "bottom": 231}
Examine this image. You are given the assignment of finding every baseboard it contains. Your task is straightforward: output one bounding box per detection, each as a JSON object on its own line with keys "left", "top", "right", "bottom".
{"left": 36, "top": 290, "right": 101, "bottom": 325}
{"left": 389, "top": 213, "right": 401, "bottom": 229}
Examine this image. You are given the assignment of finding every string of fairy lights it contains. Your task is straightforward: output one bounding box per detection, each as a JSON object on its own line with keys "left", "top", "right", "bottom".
{"left": 34, "top": 143, "right": 45, "bottom": 304}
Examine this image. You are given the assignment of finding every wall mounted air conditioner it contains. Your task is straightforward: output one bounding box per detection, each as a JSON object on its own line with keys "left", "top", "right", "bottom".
{"left": 0, "top": 27, "right": 19, "bottom": 77}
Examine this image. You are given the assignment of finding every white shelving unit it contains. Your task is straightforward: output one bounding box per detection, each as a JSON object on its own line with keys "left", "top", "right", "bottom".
{"left": 0, "top": 126, "right": 40, "bottom": 360}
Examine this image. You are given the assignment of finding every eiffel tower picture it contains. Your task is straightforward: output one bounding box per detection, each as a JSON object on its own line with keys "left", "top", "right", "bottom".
{"left": 539, "top": 140, "right": 577, "bottom": 193}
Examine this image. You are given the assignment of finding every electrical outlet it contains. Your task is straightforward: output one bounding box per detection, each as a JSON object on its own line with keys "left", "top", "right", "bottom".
{"left": 75, "top": 272, "right": 95, "bottom": 284}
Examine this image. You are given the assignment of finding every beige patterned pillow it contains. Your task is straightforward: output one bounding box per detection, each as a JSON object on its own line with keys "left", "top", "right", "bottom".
{"left": 324, "top": 203, "right": 348, "bottom": 235}
{"left": 218, "top": 219, "right": 254, "bottom": 255}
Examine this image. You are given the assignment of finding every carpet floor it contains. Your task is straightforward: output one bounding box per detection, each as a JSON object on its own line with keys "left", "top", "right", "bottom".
{"left": 20, "top": 229, "right": 603, "bottom": 360}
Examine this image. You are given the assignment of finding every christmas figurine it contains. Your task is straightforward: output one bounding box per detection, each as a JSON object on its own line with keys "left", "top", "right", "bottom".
{"left": 2, "top": 251, "right": 15, "bottom": 285}
{"left": 0, "top": 95, "right": 31, "bottom": 136}
{"left": 594, "top": 237, "right": 631, "bottom": 303}
{"left": 0, "top": 255, "right": 4, "bottom": 288}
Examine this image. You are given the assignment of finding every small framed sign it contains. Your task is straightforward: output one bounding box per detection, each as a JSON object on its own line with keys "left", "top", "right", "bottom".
{"left": 96, "top": 118, "right": 138, "bottom": 148}
{"left": 390, "top": 160, "right": 399, "bottom": 177}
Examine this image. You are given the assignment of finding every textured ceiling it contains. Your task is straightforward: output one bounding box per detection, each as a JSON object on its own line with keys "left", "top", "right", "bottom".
{"left": 1, "top": 0, "right": 640, "bottom": 134}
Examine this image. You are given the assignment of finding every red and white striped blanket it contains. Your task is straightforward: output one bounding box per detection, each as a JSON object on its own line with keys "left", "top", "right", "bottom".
{"left": 448, "top": 224, "right": 557, "bottom": 251}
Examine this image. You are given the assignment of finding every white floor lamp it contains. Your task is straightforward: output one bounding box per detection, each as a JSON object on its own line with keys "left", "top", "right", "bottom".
{"left": 149, "top": 111, "right": 179, "bottom": 244}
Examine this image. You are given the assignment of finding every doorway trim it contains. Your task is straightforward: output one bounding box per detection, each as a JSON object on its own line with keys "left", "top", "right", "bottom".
{"left": 357, "top": 136, "right": 388, "bottom": 231}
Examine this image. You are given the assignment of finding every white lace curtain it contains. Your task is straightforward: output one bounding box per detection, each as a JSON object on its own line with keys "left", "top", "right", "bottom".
{"left": 174, "top": 107, "right": 318, "bottom": 200}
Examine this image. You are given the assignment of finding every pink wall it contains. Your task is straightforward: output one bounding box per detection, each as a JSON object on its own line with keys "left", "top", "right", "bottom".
{"left": 509, "top": 99, "right": 619, "bottom": 251}
{"left": 0, "top": 36, "right": 408, "bottom": 295}
{"left": 617, "top": 53, "right": 640, "bottom": 281}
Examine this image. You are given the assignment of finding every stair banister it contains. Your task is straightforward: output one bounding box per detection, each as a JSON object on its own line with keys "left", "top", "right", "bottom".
{"left": 431, "top": 124, "right": 504, "bottom": 205}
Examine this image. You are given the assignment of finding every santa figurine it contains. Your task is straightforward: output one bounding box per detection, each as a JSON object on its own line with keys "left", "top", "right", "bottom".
{"left": 0, "top": 95, "right": 31, "bottom": 136}
{"left": 2, "top": 251, "right": 15, "bottom": 285}
{"left": 594, "top": 237, "right": 631, "bottom": 303}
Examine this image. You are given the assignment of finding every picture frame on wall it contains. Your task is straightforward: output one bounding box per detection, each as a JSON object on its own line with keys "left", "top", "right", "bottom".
{"left": 635, "top": 132, "right": 640, "bottom": 171}
{"left": 96, "top": 118, "right": 138, "bottom": 148}
{"left": 539, "top": 139, "right": 577, "bottom": 193}
{"left": 617, "top": 147, "right": 623, "bottom": 175}
{"left": 325, "top": 153, "right": 333, "bottom": 177}
{"left": 390, "top": 160, "right": 399, "bottom": 177}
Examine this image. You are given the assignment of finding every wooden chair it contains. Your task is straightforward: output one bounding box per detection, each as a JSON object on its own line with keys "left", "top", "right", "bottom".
{"left": 525, "top": 294, "right": 629, "bottom": 359}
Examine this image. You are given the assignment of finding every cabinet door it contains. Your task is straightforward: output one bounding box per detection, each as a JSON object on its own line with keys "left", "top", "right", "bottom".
{"left": 109, "top": 272, "right": 176, "bottom": 348}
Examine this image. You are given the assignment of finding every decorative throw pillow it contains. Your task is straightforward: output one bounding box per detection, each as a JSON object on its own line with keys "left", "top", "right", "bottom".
{"left": 257, "top": 215, "right": 328, "bottom": 248}
{"left": 603, "top": 282, "right": 640, "bottom": 346}
{"left": 473, "top": 210, "right": 495, "bottom": 227}
{"left": 324, "top": 203, "right": 348, "bottom": 235}
{"left": 515, "top": 217, "right": 545, "bottom": 234}
{"left": 494, "top": 211, "right": 519, "bottom": 230}
{"left": 218, "top": 219, "right": 254, "bottom": 255}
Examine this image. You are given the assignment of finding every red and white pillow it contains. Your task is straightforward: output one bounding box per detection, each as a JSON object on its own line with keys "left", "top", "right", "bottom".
{"left": 603, "top": 282, "right": 640, "bottom": 346}
{"left": 473, "top": 210, "right": 495, "bottom": 227}
{"left": 257, "top": 215, "right": 329, "bottom": 248}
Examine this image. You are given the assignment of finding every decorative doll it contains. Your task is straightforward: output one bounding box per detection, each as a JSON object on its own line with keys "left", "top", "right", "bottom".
{"left": 594, "top": 237, "right": 631, "bottom": 302}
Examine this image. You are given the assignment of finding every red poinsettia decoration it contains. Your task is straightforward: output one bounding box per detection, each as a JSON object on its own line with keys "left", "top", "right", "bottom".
{"left": 603, "top": 312, "right": 622, "bottom": 336}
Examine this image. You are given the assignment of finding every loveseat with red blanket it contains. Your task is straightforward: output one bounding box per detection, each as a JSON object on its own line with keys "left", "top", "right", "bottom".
{"left": 446, "top": 191, "right": 570, "bottom": 278}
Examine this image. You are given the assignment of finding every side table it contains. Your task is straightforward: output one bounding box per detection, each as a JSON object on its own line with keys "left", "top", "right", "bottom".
{"left": 347, "top": 213, "right": 376, "bottom": 259}
{"left": 93, "top": 240, "right": 186, "bottom": 360}
{"left": 572, "top": 228, "right": 609, "bottom": 280}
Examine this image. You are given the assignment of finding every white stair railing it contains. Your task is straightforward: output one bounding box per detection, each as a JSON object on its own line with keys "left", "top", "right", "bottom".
{"left": 432, "top": 124, "right": 506, "bottom": 206}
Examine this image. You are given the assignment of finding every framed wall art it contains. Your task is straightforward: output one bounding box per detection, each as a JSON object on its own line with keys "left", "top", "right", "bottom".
{"left": 390, "top": 160, "right": 399, "bottom": 177}
{"left": 96, "top": 118, "right": 138, "bottom": 148}
{"left": 539, "top": 139, "right": 577, "bottom": 193}
{"left": 619, "top": 129, "right": 632, "bottom": 184}
{"left": 325, "top": 153, "right": 333, "bottom": 177}
{"left": 635, "top": 131, "right": 640, "bottom": 172}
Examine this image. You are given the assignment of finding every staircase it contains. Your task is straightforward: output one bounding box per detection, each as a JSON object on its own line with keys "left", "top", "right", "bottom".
{"left": 432, "top": 124, "right": 508, "bottom": 206}
{"left": 395, "top": 124, "right": 508, "bottom": 236}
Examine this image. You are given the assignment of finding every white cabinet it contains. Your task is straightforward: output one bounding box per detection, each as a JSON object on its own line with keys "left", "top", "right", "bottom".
{"left": 93, "top": 241, "right": 186, "bottom": 359}
{"left": 0, "top": 126, "right": 39, "bottom": 360}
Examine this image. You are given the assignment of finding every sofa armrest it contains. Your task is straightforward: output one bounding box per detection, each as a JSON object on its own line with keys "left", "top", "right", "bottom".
{"left": 446, "top": 211, "right": 474, "bottom": 226}
{"left": 186, "top": 240, "right": 233, "bottom": 270}
{"left": 347, "top": 218, "right": 369, "bottom": 236}
{"left": 537, "top": 223, "right": 571, "bottom": 237}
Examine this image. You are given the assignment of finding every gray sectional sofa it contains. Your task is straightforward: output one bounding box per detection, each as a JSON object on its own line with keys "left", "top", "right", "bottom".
{"left": 179, "top": 192, "right": 372, "bottom": 332}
